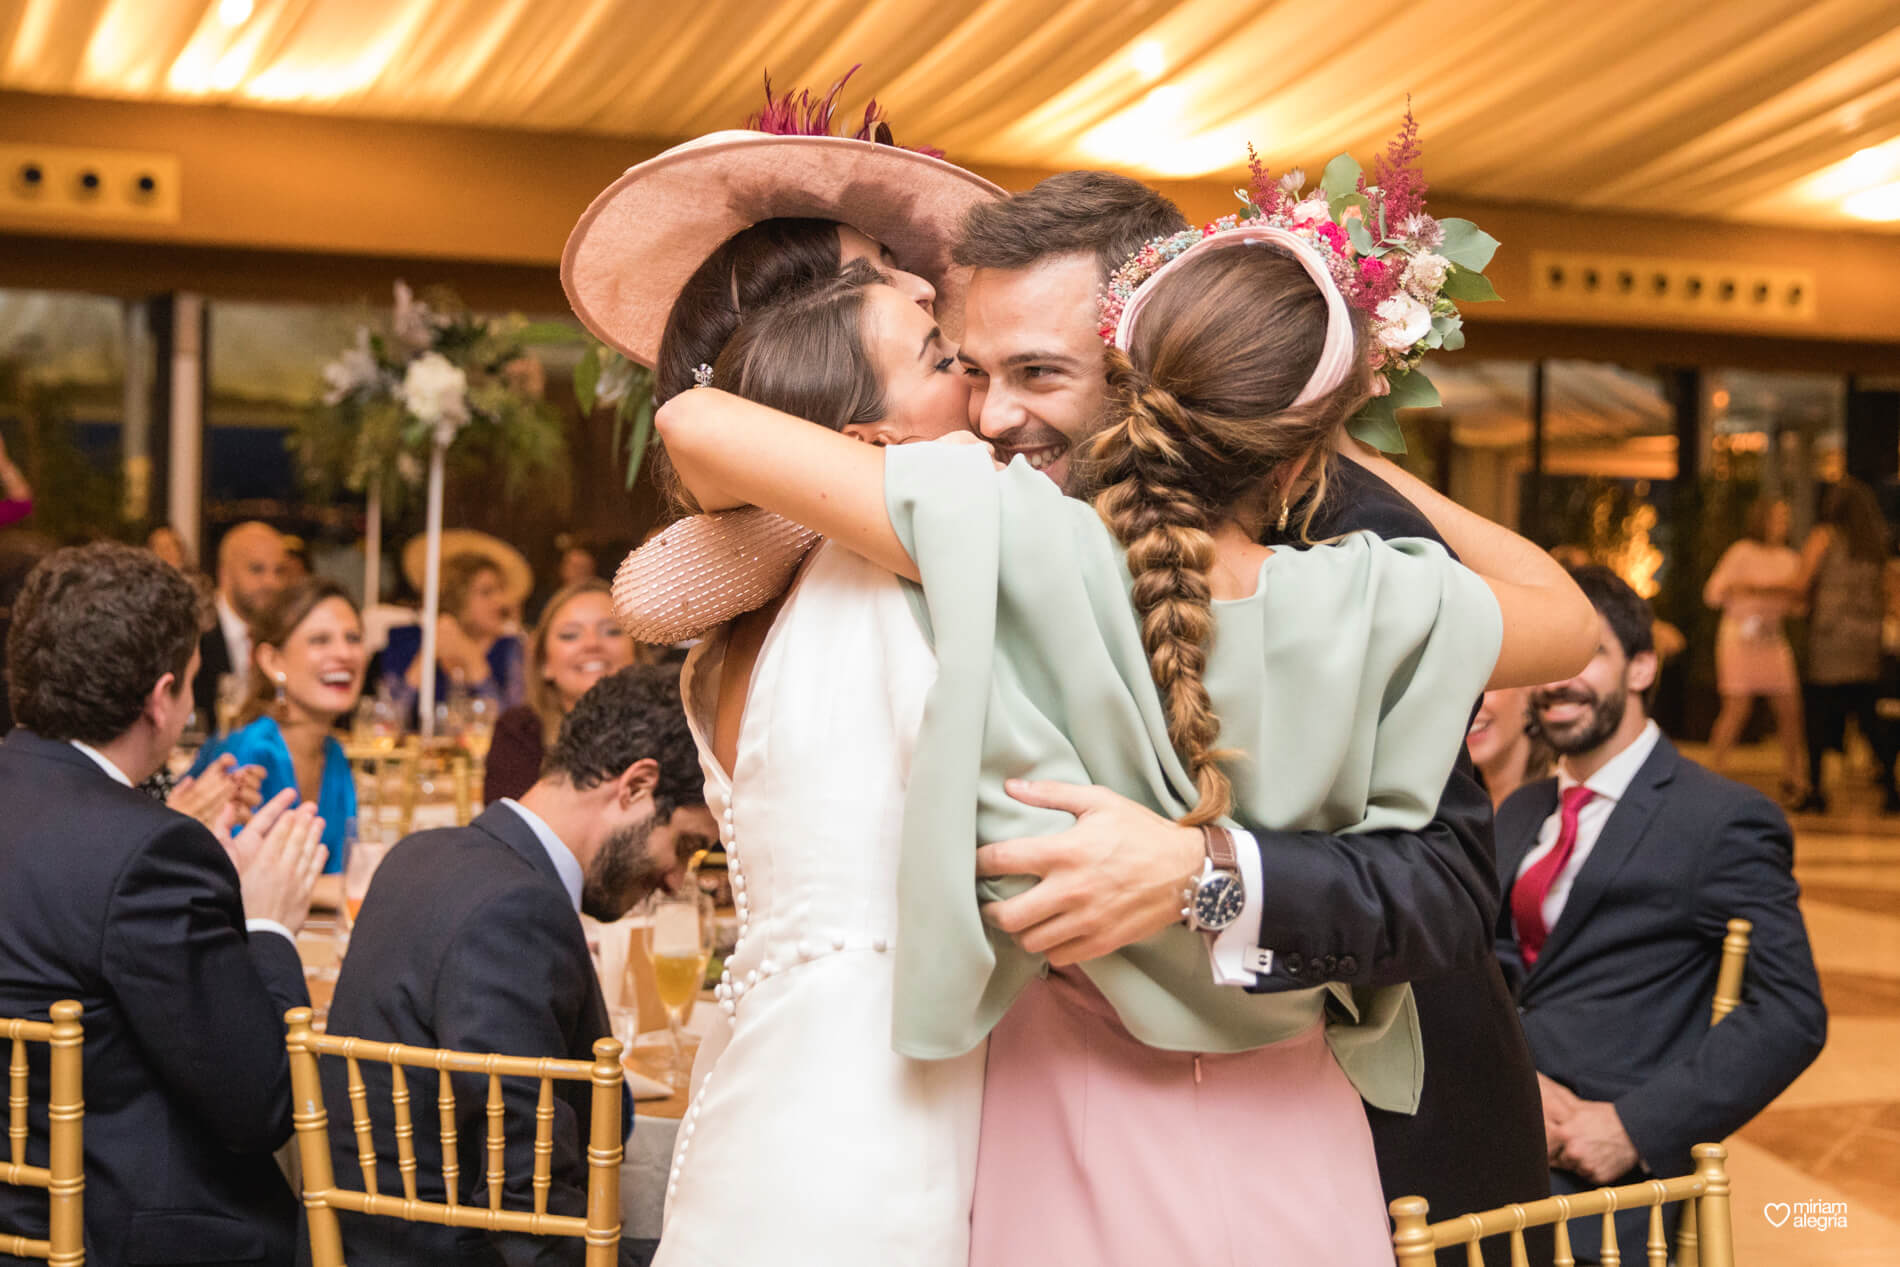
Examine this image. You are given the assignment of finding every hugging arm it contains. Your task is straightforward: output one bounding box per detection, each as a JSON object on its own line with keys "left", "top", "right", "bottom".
{"left": 655, "top": 388, "right": 918, "bottom": 580}
{"left": 1339, "top": 442, "right": 1596, "bottom": 688}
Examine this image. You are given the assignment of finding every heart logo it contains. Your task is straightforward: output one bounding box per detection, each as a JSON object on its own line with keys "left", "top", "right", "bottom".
{"left": 1764, "top": 1203, "right": 1792, "bottom": 1228}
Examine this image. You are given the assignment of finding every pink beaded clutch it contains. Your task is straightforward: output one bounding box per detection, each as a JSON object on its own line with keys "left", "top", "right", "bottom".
{"left": 612, "top": 508, "right": 821, "bottom": 644}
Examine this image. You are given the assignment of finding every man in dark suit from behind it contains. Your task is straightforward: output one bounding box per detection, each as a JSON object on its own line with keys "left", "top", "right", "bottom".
{"left": 0, "top": 542, "right": 326, "bottom": 1266}
{"left": 1497, "top": 566, "right": 1827, "bottom": 1262}
{"left": 323, "top": 664, "right": 716, "bottom": 1267}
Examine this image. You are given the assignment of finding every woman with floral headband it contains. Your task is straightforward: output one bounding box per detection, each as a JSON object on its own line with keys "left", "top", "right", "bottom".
{"left": 647, "top": 216, "right": 1596, "bottom": 1261}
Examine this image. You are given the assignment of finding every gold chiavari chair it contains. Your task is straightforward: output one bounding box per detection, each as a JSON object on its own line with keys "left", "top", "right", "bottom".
{"left": 285, "top": 1008, "right": 624, "bottom": 1267}
{"left": 1675, "top": 917, "right": 1753, "bottom": 1267}
{"left": 2, "top": 1001, "right": 83, "bottom": 1265}
{"left": 1391, "top": 1142, "right": 1735, "bottom": 1267}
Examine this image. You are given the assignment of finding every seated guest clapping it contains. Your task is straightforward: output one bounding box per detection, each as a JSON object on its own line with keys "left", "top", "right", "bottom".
{"left": 0, "top": 542, "right": 327, "bottom": 1266}
{"left": 193, "top": 578, "right": 366, "bottom": 893}
{"left": 1496, "top": 567, "right": 1827, "bottom": 1263}
{"left": 322, "top": 665, "right": 715, "bottom": 1267}
{"left": 484, "top": 578, "right": 638, "bottom": 804}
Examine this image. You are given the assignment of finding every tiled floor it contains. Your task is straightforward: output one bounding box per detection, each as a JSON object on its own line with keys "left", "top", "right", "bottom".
{"left": 1682, "top": 743, "right": 1900, "bottom": 1264}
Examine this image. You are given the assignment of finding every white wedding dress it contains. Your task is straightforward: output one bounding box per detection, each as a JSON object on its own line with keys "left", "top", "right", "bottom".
{"left": 653, "top": 541, "right": 986, "bottom": 1266}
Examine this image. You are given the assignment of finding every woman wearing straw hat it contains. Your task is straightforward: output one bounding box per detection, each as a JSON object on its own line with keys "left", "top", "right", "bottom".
{"left": 379, "top": 531, "right": 533, "bottom": 725}
{"left": 566, "top": 74, "right": 1004, "bottom": 1267}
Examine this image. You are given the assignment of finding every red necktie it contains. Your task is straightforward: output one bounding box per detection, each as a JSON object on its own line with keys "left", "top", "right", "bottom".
{"left": 1513, "top": 785, "right": 1597, "bottom": 966}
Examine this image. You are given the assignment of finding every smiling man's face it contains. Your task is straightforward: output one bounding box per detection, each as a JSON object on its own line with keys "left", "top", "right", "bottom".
{"left": 957, "top": 251, "right": 1108, "bottom": 490}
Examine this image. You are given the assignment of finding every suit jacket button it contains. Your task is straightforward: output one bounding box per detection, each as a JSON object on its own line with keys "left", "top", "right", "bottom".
{"left": 1322, "top": 954, "right": 1339, "bottom": 973}
{"left": 1338, "top": 955, "right": 1357, "bottom": 975}
{"left": 1283, "top": 952, "right": 1304, "bottom": 974}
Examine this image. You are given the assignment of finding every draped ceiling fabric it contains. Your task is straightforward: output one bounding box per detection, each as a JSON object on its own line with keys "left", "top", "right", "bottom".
{"left": 1, "top": 0, "right": 1897, "bottom": 232}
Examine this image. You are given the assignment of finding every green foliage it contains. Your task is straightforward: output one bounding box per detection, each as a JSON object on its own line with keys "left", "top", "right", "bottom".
{"left": 577, "top": 343, "right": 658, "bottom": 490}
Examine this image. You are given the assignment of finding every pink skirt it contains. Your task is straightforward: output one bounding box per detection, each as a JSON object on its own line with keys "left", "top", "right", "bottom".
{"left": 969, "top": 968, "right": 1392, "bottom": 1267}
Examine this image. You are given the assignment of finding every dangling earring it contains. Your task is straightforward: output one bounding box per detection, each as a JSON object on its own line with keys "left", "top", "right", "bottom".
{"left": 273, "top": 673, "right": 288, "bottom": 710}
{"left": 1275, "top": 500, "right": 1290, "bottom": 533}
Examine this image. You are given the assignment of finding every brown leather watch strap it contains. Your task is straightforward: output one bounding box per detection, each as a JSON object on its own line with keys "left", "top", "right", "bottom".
{"left": 1200, "top": 824, "right": 1237, "bottom": 872}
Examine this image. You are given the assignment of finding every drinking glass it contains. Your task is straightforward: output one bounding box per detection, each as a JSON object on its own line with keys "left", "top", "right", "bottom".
{"left": 643, "top": 888, "right": 713, "bottom": 1087}
{"left": 214, "top": 673, "right": 247, "bottom": 736}
{"left": 341, "top": 837, "right": 390, "bottom": 932}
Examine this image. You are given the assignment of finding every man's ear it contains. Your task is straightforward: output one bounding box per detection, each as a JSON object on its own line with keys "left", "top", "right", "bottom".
{"left": 614, "top": 757, "right": 661, "bottom": 807}
{"left": 1626, "top": 649, "right": 1659, "bottom": 696}
{"left": 144, "top": 672, "right": 179, "bottom": 727}
{"left": 841, "top": 420, "right": 904, "bottom": 447}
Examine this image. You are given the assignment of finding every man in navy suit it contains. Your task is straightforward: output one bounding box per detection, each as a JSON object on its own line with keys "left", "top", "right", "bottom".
{"left": 322, "top": 665, "right": 715, "bottom": 1267}
{"left": 0, "top": 542, "right": 326, "bottom": 1266}
{"left": 1497, "top": 566, "right": 1827, "bottom": 1262}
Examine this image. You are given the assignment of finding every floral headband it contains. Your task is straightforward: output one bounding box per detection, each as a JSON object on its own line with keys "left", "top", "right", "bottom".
{"left": 1102, "top": 105, "right": 1501, "bottom": 453}
{"left": 1101, "top": 218, "right": 1357, "bottom": 410}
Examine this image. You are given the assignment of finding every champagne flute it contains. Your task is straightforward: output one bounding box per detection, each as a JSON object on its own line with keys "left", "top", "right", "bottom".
{"left": 644, "top": 886, "right": 713, "bottom": 1088}
{"left": 341, "top": 837, "right": 390, "bottom": 931}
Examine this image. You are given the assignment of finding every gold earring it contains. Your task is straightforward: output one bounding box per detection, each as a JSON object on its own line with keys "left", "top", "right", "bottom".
{"left": 1276, "top": 501, "right": 1290, "bottom": 533}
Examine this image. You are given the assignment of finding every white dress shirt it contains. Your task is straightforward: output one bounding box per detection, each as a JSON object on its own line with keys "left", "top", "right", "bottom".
{"left": 501, "top": 797, "right": 584, "bottom": 914}
{"left": 1514, "top": 719, "right": 1663, "bottom": 936}
{"left": 1209, "top": 829, "right": 1270, "bottom": 986}
{"left": 70, "top": 738, "right": 295, "bottom": 945}
{"left": 215, "top": 593, "right": 252, "bottom": 679}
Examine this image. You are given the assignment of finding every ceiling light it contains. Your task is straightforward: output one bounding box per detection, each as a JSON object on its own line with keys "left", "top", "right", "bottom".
{"left": 218, "top": 0, "right": 254, "bottom": 27}
{"left": 1132, "top": 41, "right": 1166, "bottom": 80}
{"left": 1843, "top": 183, "right": 1900, "bottom": 222}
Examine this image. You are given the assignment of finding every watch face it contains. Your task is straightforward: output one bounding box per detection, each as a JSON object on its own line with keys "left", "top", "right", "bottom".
{"left": 1195, "top": 872, "right": 1245, "bottom": 930}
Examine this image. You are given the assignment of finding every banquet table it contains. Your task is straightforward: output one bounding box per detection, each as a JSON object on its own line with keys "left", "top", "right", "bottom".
{"left": 297, "top": 920, "right": 703, "bottom": 1242}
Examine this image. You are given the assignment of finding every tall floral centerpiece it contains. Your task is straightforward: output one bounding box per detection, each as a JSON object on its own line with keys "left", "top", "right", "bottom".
{"left": 296, "top": 283, "right": 572, "bottom": 736}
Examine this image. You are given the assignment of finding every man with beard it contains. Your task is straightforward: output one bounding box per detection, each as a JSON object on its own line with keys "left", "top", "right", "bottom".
{"left": 1497, "top": 566, "right": 1826, "bottom": 1262}
{"left": 195, "top": 522, "right": 289, "bottom": 727}
{"left": 321, "top": 664, "right": 714, "bottom": 1267}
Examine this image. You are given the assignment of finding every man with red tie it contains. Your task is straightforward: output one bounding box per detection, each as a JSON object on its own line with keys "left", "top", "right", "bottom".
{"left": 1496, "top": 566, "right": 1826, "bottom": 1264}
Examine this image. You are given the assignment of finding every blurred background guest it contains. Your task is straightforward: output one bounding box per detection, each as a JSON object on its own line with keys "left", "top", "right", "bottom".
{"left": 1704, "top": 497, "right": 1806, "bottom": 800}
{"left": 484, "top": 578, "right": 636, "bottom": 805}
{"left": 147, "top": 523, "right": 194, "bottom": 572}
{"left": 1466, "top": 687, "right": 1554, "bottom": 810}
{"left": 0, "top": 529, "right": 54, "bottom": 734}
{"left": 1795, "top": 477, "right": 1897, "bottom": 813}
{"left": 195, "top": 521, "right": 289, "bottom": 730}
{"left": 281, "top": 534, "right": 312, "bottom": 584}
{"left": 558, "top": 539, "right": 599, "bottom": 587}
{"left": 0, "top": 432, "right": 30, "bottom": 528}
{"left": 384, "top": 535, "right": 531, "bottom": 725}
{"left": 194, "top": 577, "right": 365, "bottom": 897}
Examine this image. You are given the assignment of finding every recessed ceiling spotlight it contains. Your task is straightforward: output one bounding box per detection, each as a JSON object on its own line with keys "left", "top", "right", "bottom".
{"left": 1132, "top": 41, "right": 1166, "bottom": 80}
{"left": 219, "top": 0, "right": 254, "bottom": 27}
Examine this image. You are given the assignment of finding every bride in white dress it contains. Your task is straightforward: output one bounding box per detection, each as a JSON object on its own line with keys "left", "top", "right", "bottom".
{"left": 657, "top": 537, "right": 985, "bottom": 1266}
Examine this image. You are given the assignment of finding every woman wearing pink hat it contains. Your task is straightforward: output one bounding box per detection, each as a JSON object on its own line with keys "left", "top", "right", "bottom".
{"left": 567, "top": 79, "right": 1005, "bottom": 1267}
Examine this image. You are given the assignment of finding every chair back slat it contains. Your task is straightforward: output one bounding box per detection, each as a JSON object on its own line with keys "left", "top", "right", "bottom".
{"left": 1508, "top": 1225, "right": 1530, "bottom": 1267}
{"left": 437, "top": 1060, "right": 459, "bottom": 1208}
{"left": 532, "top": 1078, "right": 555, "bottom": 1215}
{"left": 485, "top": 1072, "right": 506, "bottom": 1211}
{"left": 389, "top": 1058, "right": 418, "bottom": 1202}
{"left": 8, "top": 1037, "right": 25, "bottom": 1167}
{"left": 345, "top": 1056, "right": 379, "bottom": 1195}
{"left": 1600, "top": 1202, "right": 1621, "bottom": 1267}
{"left": 1711, "top": 918, "right": 1753, "bottom": 1025}
{"left": 1391, "top": 1143, "right": 1735, "bottom": 1267}
{"left": 285, "top": 1009, "right": 623, "bottom": 1264}
{"left": 1, "top": 1004, "right": 86, "bottom": 1265}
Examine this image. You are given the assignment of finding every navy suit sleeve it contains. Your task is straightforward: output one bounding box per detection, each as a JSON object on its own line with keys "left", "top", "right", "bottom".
{"left": 435, "top": 884, "right": 635, "bottom": 1267}
{"left": 99, "top": 817, "right": 308, "bottom": 1156}
{"left": 1243, "top": 746, "right": 1499, "bottom": 991}
{"left": 1612, "top": 794, "right": 1827, "bottom": 1169}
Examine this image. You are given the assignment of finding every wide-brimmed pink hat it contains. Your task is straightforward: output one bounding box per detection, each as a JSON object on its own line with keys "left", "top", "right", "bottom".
{"left": 562, "top": 129, "right": 1005, "bottom": 368}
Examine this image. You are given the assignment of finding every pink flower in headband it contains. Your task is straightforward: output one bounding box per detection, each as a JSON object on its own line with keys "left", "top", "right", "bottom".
{"left": 750, "top": 65, "right": 945, "bottom": 159}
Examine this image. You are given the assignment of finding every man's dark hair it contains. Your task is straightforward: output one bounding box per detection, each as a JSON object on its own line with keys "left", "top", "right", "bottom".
{"left": 6, "top": 542, "right": 202, "bottom": 743}
{"left": 953, "top": 170, "right": 1190, "bottom": 280}
{"left": 543, "top": 664, "right": 703, "bottom": 818}
{"left": 1570, "top": 565, "right": 1654, "bottom": 661}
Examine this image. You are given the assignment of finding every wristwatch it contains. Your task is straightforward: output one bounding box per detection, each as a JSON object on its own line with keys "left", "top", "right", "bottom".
{"left": 1189, "top": 825, "right": 1246, "bottom": 933}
